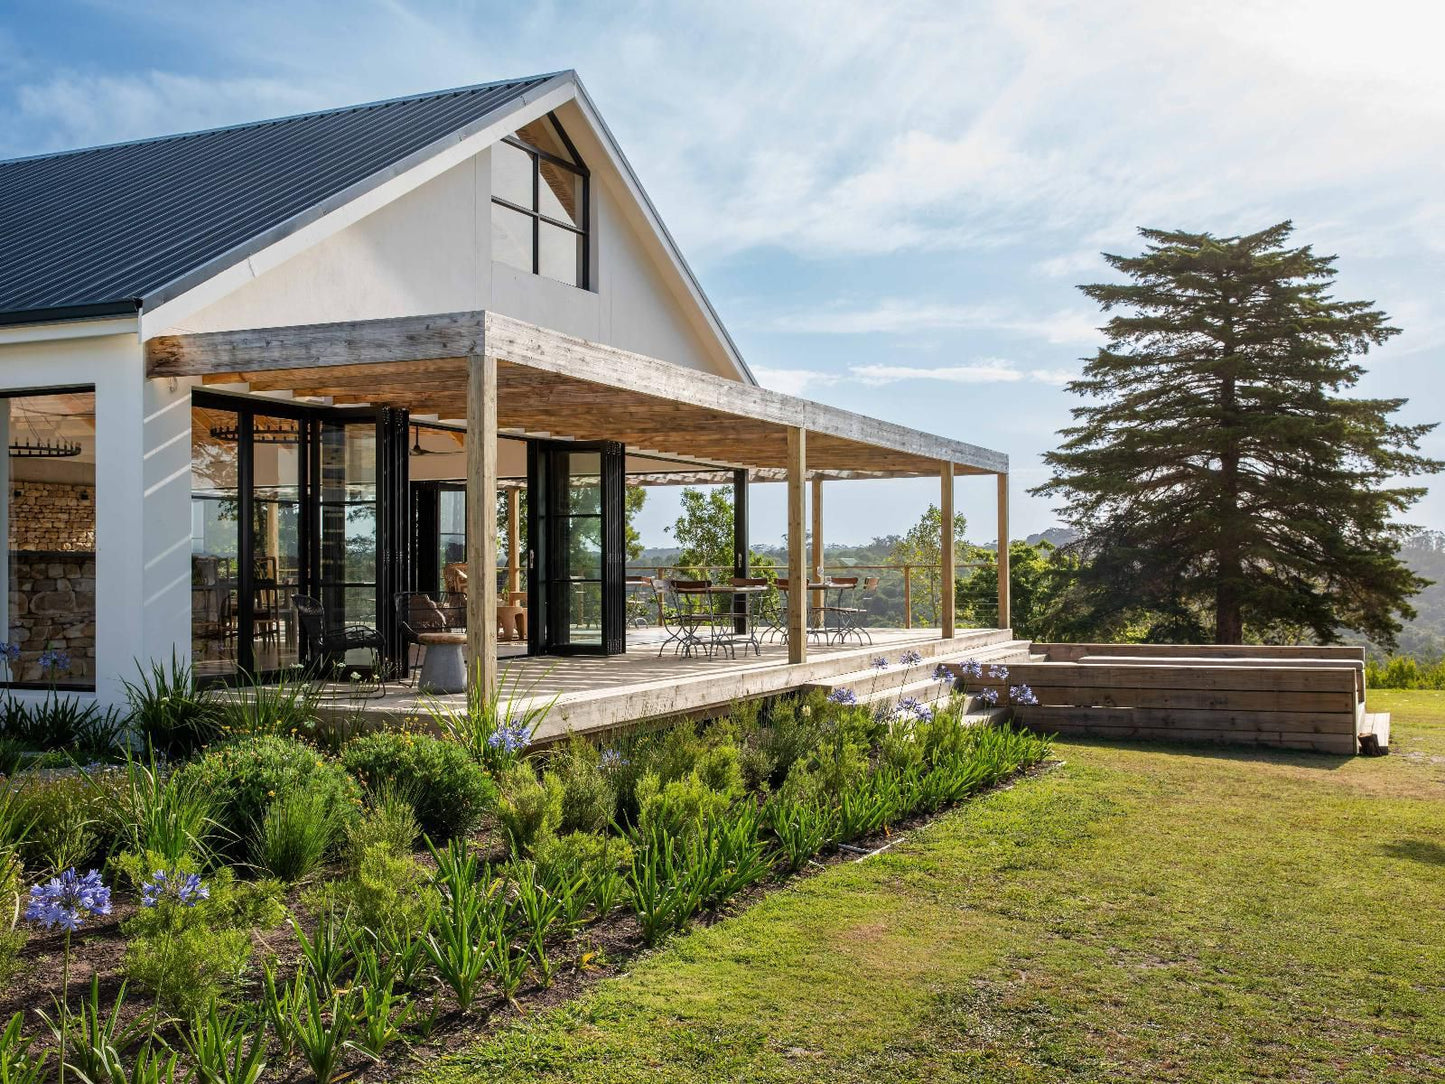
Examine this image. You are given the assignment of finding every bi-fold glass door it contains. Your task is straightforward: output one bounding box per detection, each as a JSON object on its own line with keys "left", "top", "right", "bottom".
{"left": 190, "top": 393, "right": 406, "bottom": 681}
{"left": 528, "top": 440, "right": 624, "bottom": 655}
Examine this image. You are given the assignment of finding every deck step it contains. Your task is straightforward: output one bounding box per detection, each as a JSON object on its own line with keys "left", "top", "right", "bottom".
{"left": 1358, "top": 712, "right": 1391, "bottom": 755}
{"left": 804, "top": 639, "right": 1033, "bottom": 700}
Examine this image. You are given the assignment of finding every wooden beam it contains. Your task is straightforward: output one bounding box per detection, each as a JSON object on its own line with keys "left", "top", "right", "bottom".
{"left": 941, "top": 461, "right": 955, "bottom": 639}
{"left": 466, "top": 354, "right": 499, "bottom": 694}
{"left": 485, "top": 312, "right": 1008, "bottom": 474}
{"left": 997, "top": 472, "right": 1011, "bottom": 631}
{"left": 787, "top": 427, "right": 807, "bottom": 664}
{"left": 147, "top": 311, "right": 484, "bottom": 376}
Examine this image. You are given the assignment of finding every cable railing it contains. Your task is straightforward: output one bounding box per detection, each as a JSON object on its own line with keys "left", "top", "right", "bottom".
{"left": 623, "top": 560, "right": 998, "bottom": 630}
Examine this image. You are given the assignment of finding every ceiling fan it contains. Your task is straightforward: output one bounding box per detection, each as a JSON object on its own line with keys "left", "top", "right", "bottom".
{"left": 410, "top": 426, "right": 446, "bottom": 456}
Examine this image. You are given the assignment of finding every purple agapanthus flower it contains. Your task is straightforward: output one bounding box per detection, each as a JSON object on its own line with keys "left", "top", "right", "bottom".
{"left": 977, "top": 687, "right": 1000, "bottom": 708}
{"left": 1010, "top": 684, "right": 1039, "bottom": 707}
{"left": 141, "top": 869, "right": 208, "bottom": 909}
{"left": 932, "top": 663, "right": 953, "bottom": 684}
{"left": 870, "top": 656, "right": 889, "bottom": 671}
{"left": 827, "top": 687, "right": 858, "bottom": 706}
{"left": 987, "top": 663, "right": 1009, "bottom": 681}
{"left": 487, "top": 718, "right": 531, "bottom": 754}
{"left": 37, "top": 646, "right": 70, "bottom": 675}
{"left": 899, "top": 650, "right": 923, "bottom": 666}
{"left": 892, "top": 696, "right": 934, "bottom": 724}
{"left": 26, "top": 868, "right": 111, "bottom": 932}
{"left": 959, "top": 659, "right": 984, "bottom": 680}
{"left": 599, "top": 748, "right": 626, "bottom": 770}
{"left": 0, "top": 642, "right": 19, "bottom": 665}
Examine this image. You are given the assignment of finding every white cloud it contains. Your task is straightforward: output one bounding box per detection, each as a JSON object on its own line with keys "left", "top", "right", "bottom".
{"left": 850, "top": 361, "right": 1024, "bottom": 386}
{"left": 756, "top": 358, "right": 1076, "bottom": 391}
{"left": 767, "top": 298, "right": 1101, "bottom": 345}
{"left": 749, "top": 366, "right": 837, "bottom": 396}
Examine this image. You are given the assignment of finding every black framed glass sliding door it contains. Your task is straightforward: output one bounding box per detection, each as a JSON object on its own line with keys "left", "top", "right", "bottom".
{"left": 528, "top": 441, "right": 624, "bottom": 655}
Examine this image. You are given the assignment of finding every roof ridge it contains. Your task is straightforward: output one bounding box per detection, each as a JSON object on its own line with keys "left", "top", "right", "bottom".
{"left": 0, "top": 71, "right": 571, "bottom": 168}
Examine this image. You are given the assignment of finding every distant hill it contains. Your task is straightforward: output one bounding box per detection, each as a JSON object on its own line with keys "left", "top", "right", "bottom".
{"left": 1380, "top": 530, "right": 1445, "bottom": 659}
{"left": 1026, "top": 527, "right": 1078, "bottom": 548}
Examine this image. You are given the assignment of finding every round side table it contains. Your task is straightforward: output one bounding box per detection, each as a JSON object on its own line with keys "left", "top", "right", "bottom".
{"left": 417, "top": 631, "right": 467, "bottom": 693}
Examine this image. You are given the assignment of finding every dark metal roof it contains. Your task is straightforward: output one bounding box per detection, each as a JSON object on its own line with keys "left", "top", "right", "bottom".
{"left": 0, "top": 73, "right": 565, "bottom": 325}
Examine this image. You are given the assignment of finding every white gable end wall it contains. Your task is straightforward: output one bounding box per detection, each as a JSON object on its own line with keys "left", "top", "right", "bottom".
{"left": 161, "top": 131, "right": 738, "bottom": 379}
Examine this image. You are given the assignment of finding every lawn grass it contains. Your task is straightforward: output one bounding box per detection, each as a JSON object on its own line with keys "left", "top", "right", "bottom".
{"left": 420, "top": 690, "right": 1445, "bottom": 1082}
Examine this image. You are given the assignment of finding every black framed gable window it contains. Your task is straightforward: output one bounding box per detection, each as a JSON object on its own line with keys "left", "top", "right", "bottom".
{"left": 492, "top": 113, "right": 590, "bottom": 289}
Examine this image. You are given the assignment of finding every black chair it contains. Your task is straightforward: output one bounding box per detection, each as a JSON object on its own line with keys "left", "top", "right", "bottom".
{"left": 292, "top": 594, "right": 387, "bottom": 683}
{"left": 394, "top": 591, "right": 466, "bottom": 684}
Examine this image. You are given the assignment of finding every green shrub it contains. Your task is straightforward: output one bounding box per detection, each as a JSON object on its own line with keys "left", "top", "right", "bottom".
{"left": 552, "top": 734, "right": 615, "bottom": 834}
{"left": 122, "top": 653, "right": 220, "bottom": 758}
{"left": 119, "top": 858, "right": 283, "bottom": 1015}
{"left": 104, "top": 753, "right": 219, "bottom": 868}
{"left": 306, "top": 840, "right": 436, "bottom": 943}
{"left": 171, "top": 735, "right": 362, "bottom": 857}
{"left": 534, "top": 829, "right": 633, "bottom": 903}
{"left": 3, "top": 771, "right": 126, "bottom": 873}
{"left": 635, "top": 770, "right": 734, "bottom": 838}
{"left": 341, "top": 731, "right": 496, "bottom": 841}
{"left": 495, "top": 762, "right": 563, "bottom": 856}
{"left": 0, "top": 849, "right": 25, "bottom": 983}
{"left": 346, "top": 783, "right": 420, "bottom": 863}
{"left": 692, "top": 743, "right": 744, "bottom": 800}
{"left": 254, "top": 788, "right": 341, "bottom": 882}
{"left": 1366, "top": 655, "right": 1445, "bottom": 689}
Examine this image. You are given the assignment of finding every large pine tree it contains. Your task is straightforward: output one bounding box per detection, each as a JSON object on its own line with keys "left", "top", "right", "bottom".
{"left": 1034, "top": 222, "right": 1440, "bottom": 646}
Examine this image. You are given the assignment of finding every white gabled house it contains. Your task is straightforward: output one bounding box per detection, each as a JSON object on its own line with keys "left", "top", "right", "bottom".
{"left": 0, "top": 71, "right": 1010, "bottom": 711}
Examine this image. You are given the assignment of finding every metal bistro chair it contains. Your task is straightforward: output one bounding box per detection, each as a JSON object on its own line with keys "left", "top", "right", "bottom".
{"left": 293, "top": 594, "right": 388, "bottom": 685}
{"left": 395, "top": 590, "right": 466, "bottom": 684}
{"left": 826, "top": 576, "right": 878, "bottom": 645}
{"left": 651, "top": 578, "right": 688, "bottom": 656}
{"left": 664, "top": 578, "right": 719, "bottom": 658}
{"left": 723, "top": 577, "right": 767, "bottom": 658}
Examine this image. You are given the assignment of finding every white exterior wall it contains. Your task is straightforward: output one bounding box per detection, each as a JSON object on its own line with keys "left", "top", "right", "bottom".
{"left": 0, "top": 322, "right": 191, "bottom": 708}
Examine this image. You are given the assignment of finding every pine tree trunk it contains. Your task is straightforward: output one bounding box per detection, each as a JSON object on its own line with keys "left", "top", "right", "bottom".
{"left": 1215, "top": 313, "right": 1245, "bottom": 644}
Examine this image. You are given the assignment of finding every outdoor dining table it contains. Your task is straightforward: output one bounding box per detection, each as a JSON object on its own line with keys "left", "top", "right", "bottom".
{"left": 775, "top": 579, "right": 858, "bottom": 644}
{"left": 672, "top": 583, "right": 768, "bottom": 659}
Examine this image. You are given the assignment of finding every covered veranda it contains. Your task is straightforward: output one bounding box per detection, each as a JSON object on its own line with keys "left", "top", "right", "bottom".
{"left": 149, "top": 310, "right": 1012, "bottom": 716}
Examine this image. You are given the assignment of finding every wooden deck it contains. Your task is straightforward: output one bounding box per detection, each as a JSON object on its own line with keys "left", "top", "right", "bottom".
{"left": 346, "top": 626, "right": 1030, "bottom": 741}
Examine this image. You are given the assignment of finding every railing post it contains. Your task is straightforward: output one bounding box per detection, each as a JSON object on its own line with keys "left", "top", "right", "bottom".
{"left": 941, "top": 461, "right": 955, "bottom": 639}
{"left": 903, "top": 564, "right": 912, "bottom": 629}
{"left": 997, "top": 472, "right": 1011, "bottom": 630}
{"left": 787, "top": 427, "right": 808, "bottom": 663}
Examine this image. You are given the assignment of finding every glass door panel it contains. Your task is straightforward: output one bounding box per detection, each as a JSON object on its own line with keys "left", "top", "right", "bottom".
{"left": 530, "top": 443, "right": 621, "bottom": 654}
{"left": 250, "top": 418, "right": 304, "bottom": 673}
{"left": 317, "top": 419, "right": 379, "bottom": 667}
{"left": 190, "top": 404, "right": 241, "bottom": 679}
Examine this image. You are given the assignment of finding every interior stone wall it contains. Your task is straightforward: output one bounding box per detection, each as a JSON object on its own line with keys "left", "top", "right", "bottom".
{"left": 5, "top": 481, "right": 98, "bottom": 686}
{"left": 9, "top": 481, "right": 96, "bottom": 551}
{"left": 6, "top": 550, "right": 96, "bottom": 685}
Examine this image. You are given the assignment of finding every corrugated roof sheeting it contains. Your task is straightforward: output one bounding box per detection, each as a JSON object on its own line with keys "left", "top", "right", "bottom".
{"left": 0, "top": 75, "right": 557, "bottom": 322}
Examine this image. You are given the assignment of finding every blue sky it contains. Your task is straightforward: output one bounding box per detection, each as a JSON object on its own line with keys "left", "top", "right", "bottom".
{"left": 3, "top": 0, "right": 1442, "bottom": 548}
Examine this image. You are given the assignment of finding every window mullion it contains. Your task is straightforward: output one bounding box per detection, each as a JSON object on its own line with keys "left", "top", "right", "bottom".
{"left": 531, "top": 151, "right": 540, "bottom": 276}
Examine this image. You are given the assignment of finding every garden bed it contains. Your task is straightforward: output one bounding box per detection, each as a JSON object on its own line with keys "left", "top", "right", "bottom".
{"left": 0, "top": 652, "right": 1051, "bottom": 1084}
